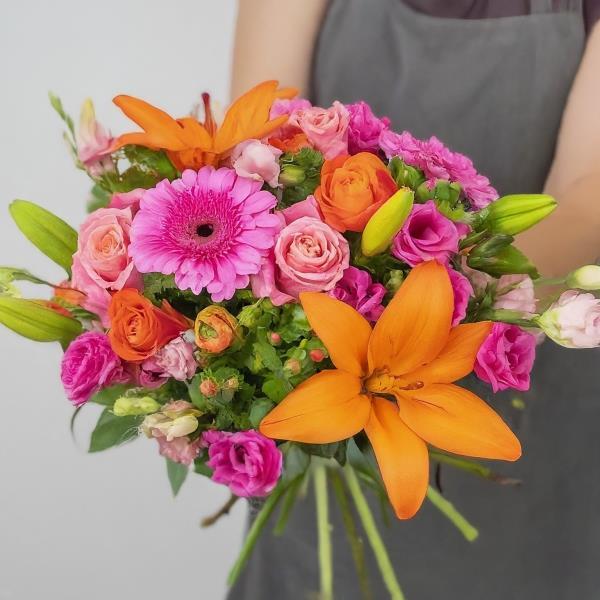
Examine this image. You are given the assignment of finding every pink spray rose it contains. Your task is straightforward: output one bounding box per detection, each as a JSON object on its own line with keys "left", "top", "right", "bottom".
{"left": 392, "top": 200, "right": 461, "bottom": 266}
{"left": 538, "top": 290, "right": 600, "bottom": 348}
{"left": 474, "top": 323, "right": 536, "bottom": 392}
{"left": 329, "top": 266, "right": 386, "bottom": 322}
{"left": 346, "top": 101, "right": 390, "bottom": 154}
{"left": 494, "top": 275, "right": 537, "bottom": 317}
{"left": 141, "top": 337, "right": 197, "bottom": 382}
{"left": 108, "top": 188, "right": 145, "bottom": 215}
{"left": 447, "top": 267, "right": 473, "bottom": 326}
{"left": 288, "top": 101, "right": 349, "bottom": 159}
{"left": 60, "top": 331, "right": 129, "bottom": 406}
{"left": 156, "top": 436, "right": 202, "bottom": 466}
{"left": 71, "top": 206, "right": 142, "bottom": 325}
{"left": 202, "top": 430, "right": 283, "bottom": 497}
{"left": 230, "top": 139, "right": 282, "bottom": 187}
{"left": 252, "top": 196, "right": 350, "bottom": 305}
{"left": 76, "top": 99, "right": 114, "bottom": 177}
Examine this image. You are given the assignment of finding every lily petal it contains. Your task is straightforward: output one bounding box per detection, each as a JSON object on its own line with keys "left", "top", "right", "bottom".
{"left": 405, "top": 322, "right": 492, "bottom": 384}
{"left": 259, "top": 370, "right": 370, "bottom": 444}
{"left": 369, "top": 261, "right": 453, "bottom": 376}
{"left": 365, "top": 396, "right": 429, "bottom": 519}
{"left": 399, "top": 383, "right": 522, "bottom": 461}
{"left": 300, "top": 292, "right": 372, "bottom": 377}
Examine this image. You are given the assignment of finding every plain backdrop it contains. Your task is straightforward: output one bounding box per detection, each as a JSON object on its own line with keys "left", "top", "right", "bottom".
{"left": 0, "top": 2, "right": 245, "bottom": 599}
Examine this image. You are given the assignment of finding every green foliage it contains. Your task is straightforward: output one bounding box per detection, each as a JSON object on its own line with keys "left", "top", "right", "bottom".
{"left": 467, "top": 234, "right": 539, "bottom": 278}
{"left": 89, "top": 384, "right": 131, "bottom": 407}
{"left": 249, "top": 397, "right": 275, "bottom": 427}
{"left": 281, "top": 442, "right": 311, "bottom": 483}
{"left": 388, "top": 157, "right": 425, "bottom": 190}
{"left": 89, "top": 409, "right": 141, "bottom": 452}
{"left": 48, "top": 92, "right": 77, "bottom": 156}
{"left": 279, "top": 148, "right": 324, "bottom": 205}
{"left": 86, "top": 184, "right": 111, "bottom": 213}
{"left": 166, "top": 458, "right": 188, "bottom": 496}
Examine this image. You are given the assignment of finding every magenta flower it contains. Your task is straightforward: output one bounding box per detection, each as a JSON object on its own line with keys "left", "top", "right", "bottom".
{"left": 129, "top": 167, "right": 280, "bottom": 302}
{"left": 202, "top": 430, "right": 283, "bottom": 497}
{"left": 446, "top": 266, "right": 473, "bottom": 326}
{"left": 329, "top": 266, "right": 386, "bottom": 322}
{"left": 392, "top": 200, "right": 460, "bottom": 266}
{"left": 346, "top": 101, "right": 390, "bottom": 154}
{"left": 474, "top": 323, "right": 536, "bottom": 392}
{"left": 60, "top": 331, "right": 129, "bottom": 406}
{"left": 379, "top": 130, "right": 498, "bottom": 209}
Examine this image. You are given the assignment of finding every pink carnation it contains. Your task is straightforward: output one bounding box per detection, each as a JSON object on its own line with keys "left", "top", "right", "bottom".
{"left": 202, "top": 430, "right": 282, "bottom": 497}
{"left": 379, "top": 130, "right": 498, "bottom": 209}
{"left": 60, "top": 331, "right": 129, "bottom": 406}
{"left": 329, "top": 266, "right": 385, "bottom": 322}
{"left": 231, "top": 139, "right": 282, "bottom": 188}
{"left": 346, "top": 101, "right": 390, "bottom": 154}
{"left": 288, "top": 101, "right": 349, "bottom": 159}
{"left": 447, "top": 267, "right": 473, "bottom": 326}
{"left": 475, "top": 323, "right": 536, "bottom": 392}
{"left": 141, "top": 337, "right": 197, "bottom": 383}
{"left": 392, "top": 200, "right": 460, "bottom": 266}
{"left": 157, "top": 436, "right": 202, "bottom": 466}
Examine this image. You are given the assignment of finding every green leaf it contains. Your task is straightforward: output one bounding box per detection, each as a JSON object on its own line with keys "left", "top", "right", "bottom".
{"left": 48, "top": 92, "right": 75, "bottom": 139}
{"left": 261, "top": 378, "right": 291, "bottom": 403}
{"left": 86, "top": 184, "right": 111, "bottom": 213}
{"left": 89, "top": 384, "right": 131, "bottom": 407}
{"left": 89, "top": 409, "right": 141, "bottom": 452}
{"left": 0, "top": 297, "right": 82, "bottom": 344}
{"left": 249, "top": 397, "right": 275, "bottom": 427}
{"left": 281, "top": 442, "right": 311, "bottom": 483}
{"left": 166, "top": 458, "right": 188, "bottom": 496}
{"left": 252, "top": 339, "right": 283, "bottom": 372}
{"left": 9, "top": 200, "right": 77, "bottom": 275}
{"left": 193, "top": 455, "right": 213, "bottom": 477}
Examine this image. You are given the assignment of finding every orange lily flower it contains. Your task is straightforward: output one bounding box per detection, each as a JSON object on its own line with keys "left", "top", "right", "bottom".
{"left": 260, "top": 261, "right": 521, "bottom": 519}
{"left": 112, "top": 80, "right": 297, "bottom": 170}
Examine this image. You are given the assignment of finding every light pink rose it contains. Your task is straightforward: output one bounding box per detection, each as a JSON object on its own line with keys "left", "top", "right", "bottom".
{"left": 231, "top": 139, "right": 282, "bottom": 187}
{"left": 71, "top": 207, "right": 142, "bottom": 325}
{"left": 141, "top": 337, "right": 197, "bottom": 382}
{"left": 288, "top": 101, "right": 349, "bottom": 159}
{"left": 108, "top": 188, "right": 145, "bottom": 215}
{"left": 494, "top": 275, "right": 537, "bottom": 317}
{"left": 251, "top": 196, "right": 349, "bottom": 304}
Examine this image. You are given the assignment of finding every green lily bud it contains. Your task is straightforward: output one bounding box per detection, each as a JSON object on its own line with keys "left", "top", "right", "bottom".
{"left": 482, "top": 194, "right": 557, "bottom": 236}
{"left": 566, "top": 265, "right": 600, "bottom": 290}
{"left": 113, "top": 396, "right": 160, "bottom": 417}
{"left": 361, "top": 188, "right": 414, "bottom": 256}
{"left": 467, "top": 241, "right": 539, "bottom": 278}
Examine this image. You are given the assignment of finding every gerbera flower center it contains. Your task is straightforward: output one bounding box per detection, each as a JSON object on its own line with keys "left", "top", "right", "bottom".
{"left": 196, "top": 223, "right": 214, "bottom": 238}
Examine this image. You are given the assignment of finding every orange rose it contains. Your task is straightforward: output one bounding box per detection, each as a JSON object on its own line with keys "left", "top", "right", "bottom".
{"left": 315, "top": 152, "right": 397, "bottom": 232}
{"left": 108, "top": 289, "right": 190, "bottom": 362}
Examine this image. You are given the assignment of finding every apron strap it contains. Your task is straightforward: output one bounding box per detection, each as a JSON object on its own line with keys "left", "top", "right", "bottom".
{"left": 531, "top": 0, "right": 582, "bottom": 14}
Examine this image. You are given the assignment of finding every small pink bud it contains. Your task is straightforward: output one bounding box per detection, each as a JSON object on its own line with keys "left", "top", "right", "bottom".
{"left": 269, "top": 332, "right": 282, "bottom": 345}
{"left": 284, "top": 358, "right": 302, "bottom": 375}
{"left": 309, "top": 349, "right": 326, "bottom": 363}
{"left": 200, "top": 378, "right": 218, "bottom": 398}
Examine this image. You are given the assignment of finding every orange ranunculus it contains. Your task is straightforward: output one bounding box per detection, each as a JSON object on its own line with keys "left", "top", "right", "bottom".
{"left": 268, "top": 132, "right": 313, "bottom": 154}
{"left": 260, "top": 261, "right": 521, "bottom": 519}
{"left": 314, "top": 152, "right": 397, "bottom": 233}
{"left": 108, "top": 289, "right": 191, "bottom": 362}
{"left": 112, "top": 81, "right": 297, "bottom": 171}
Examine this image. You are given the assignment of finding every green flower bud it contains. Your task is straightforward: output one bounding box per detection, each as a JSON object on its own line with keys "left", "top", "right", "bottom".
{"left": 482, "top": 194, "right": 557, "bottom": 236}
{"left": 566, "top": 265, "right": 600, "bottom": 290}
{"left": 385, "top": 270, "right": 405, "bottom": 294}
{"left": 388, "top": 157, "right": 425, "bottom": 189}
{"left": 467, "top": 241, "right": 539, "bottom": 278}
{"left": 279, "top": 164, "right": 306, "bottom": 187}
{"left": 113, "top": 396, "right": 160, "bottom": 417}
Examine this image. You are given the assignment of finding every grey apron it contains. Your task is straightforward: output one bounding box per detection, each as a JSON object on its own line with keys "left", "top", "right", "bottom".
{"left": 228, "top": 2, "right": 600, "bottom": 599}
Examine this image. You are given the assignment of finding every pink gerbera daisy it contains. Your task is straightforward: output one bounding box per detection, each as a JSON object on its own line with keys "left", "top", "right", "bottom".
{"left": 130, "top": 167, "right": 280, "bottom": 301}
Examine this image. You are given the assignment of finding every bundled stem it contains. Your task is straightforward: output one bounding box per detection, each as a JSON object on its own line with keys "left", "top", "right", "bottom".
{"left": 426, "top": 486, "right": 479, "bottom": 542}
{"left": 314, "top": 462, "right": 333, "bottom": 600}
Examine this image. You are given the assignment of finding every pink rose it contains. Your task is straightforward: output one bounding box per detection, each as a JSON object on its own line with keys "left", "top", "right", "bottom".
{"left": 60, "top": 331, "right": 129, "bottom": 406}
{"left": 329, "top": 266, "right": 385, "bottom": 322}
{"left": 252, "top": 196, "right": 349, "bottom": 305}
{"left": 538, "top": 290, "right": 600, "bottom": 348}
{"left": 288, "top": 101, "right": 349, "bottom": 159}
{"left": 202, "top": 430, "right": 282, "bottom": 497}
{"left": 475, "top": 323, "right": 536, "bottom": 392}
{"left": 141, "top": 337, "right": 197, "bottom": 382}
{"left": 447, "top": 267, "right": 473, "bottom": 326}
{"left": 231, "top": 139, "right": 282, "bottom": 187}
{"left": 346, "top": 101, "right": 390, "bottom": 154}
{"left": 392, "top": 200, "right": 461, "bottom": 266}
{"left": 108, "top": 188, "right": 145, "bottom": 215}
{"left": 71, "top": 207, "right": 142, "bottom": 325}
{"left": 493, "top": 275, "right": 537, "bottom": 317}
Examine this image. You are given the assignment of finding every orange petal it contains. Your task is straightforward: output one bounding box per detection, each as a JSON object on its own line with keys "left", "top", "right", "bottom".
{"left": 300, "top": 292, "right": 372, "bottom": 377}
{"left": 259, "top": 370, "right": 369, "bottom": 444}
{"left": 365, "top": 396, "right": 429, "bottom": 519}
{"left": 399, "top": 383, "right": 522, "bottom": 461}
{"left": 405, "top": 322, "right": 492, "bottom": 384}
{"left": 368, "top": 261, "right": 453, "bottom": 375}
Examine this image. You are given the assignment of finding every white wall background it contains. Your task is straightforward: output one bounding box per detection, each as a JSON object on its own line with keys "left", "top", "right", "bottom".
{"left": 0, "top": 2, "right": 245, "bottom": 599}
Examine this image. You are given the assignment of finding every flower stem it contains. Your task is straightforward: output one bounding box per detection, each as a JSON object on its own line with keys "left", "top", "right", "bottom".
{"left": 227, "top": 484, "right": 286, "bottom": 587}
{"left": 426, "top": 485, "right": 479, "bottom": 542}
{"left": 274, "top": 474, "right": 304, "bottom": 535}
{"left": 344, "top": 465, "right": 405, "bottom": 600}
{"left": 314, "top": 462, "right": 333, "bottom": 600}
{"left": 200, "top": 494, "right": 239, "bottom": 528}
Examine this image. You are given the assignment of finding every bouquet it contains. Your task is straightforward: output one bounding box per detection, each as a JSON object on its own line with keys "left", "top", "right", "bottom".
{"left": 2, "top": 80, "right": 599, "bottom": 599}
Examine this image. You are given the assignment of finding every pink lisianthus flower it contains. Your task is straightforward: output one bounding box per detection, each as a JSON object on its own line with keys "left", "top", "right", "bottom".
{"left": 538, "top": 290, "right": 600, "bottom": 348}
{"left": 475, "top": 323, "right": 536, "bottom": 392}
{"left": 60, "top": 331, "right": 129, "bottom": 406}
{"left": 76, "top": 99, "right": 114, "bottom": 177}
{"left": 392, "top": 200, "right": 461, "bottom": 266}
{"left": 346, "top": 101, "right": 390, "bottom": 154}
{"left": 141, "top": 337, "right": 197, "bottom": 382}
{"left": 202, "top": 430, "right": 282, "bottom": 497}
{"left": 329, "top": 266, "right": 385, "bottom": 322}
{"left": 446, "top": 266, "right": 473, "bottom": 326}
{"left": 494, "top": 274, "right": 537, "bottom": 317}
{"left": 251, "top": 196, "right": 349, "bottom": 305}
{"left": 230, "top": 139, "right": 282, "bottom": 187}
{"left": 108, "top": 188, "right": 145, "bottom": 215}
{"left": 71, "top": 206, "right": 142, "bottom": 325}
{"left": 379, "top": 130, "right": 498, "bottom": 209}
{"left": 288, "top": 101, "right": 349, "bottom": 159}
{"left": 129, "top": 167, "right": 280, "bottom": 302}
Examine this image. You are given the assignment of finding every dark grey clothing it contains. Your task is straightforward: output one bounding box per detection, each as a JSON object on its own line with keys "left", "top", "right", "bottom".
{"left": 229, "top": 1, "right": 600, "bottom": 598}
